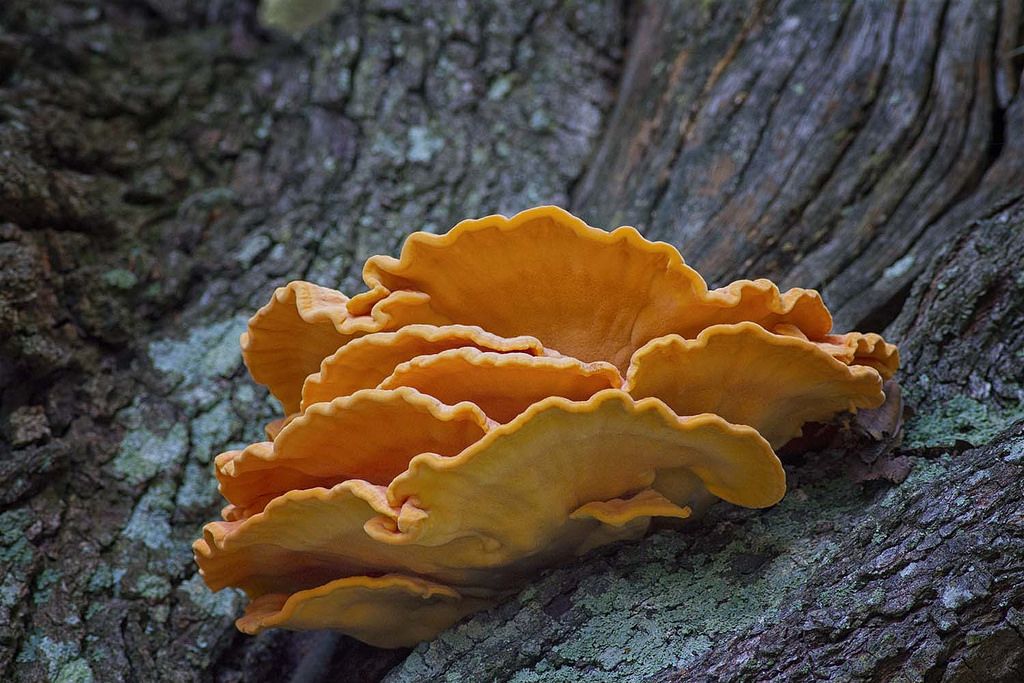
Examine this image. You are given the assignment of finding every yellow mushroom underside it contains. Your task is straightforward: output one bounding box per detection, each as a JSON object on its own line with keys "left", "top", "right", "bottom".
{"left": 236, "top": 574, "right": 497, "bottom": 648}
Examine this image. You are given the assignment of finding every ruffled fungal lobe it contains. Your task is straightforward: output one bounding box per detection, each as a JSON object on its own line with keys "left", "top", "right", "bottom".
{"left": 626, "top": 322, "right": 886, "bottom": 448}
{"left": 216, "top": 387, "right": 490, "bottom": 517}
{"left": 243, "top": 284, "right": 448, "bottom": 412}
{"left": 772, "top": 323, "right": 900, "bottom": 379}
{"left": 240, "top": 282, "right": 352, "bottom": 414}
{"left": 384, "top": 390, "right": 783, "bottom": 553}
{"left": 377, "top": 348, "right": 623, "bottom": 423}
{"left": 236, "top": 575, "right": 494, "bottom": 647}
{"left": 300, "top": 324, "right": 549, "bottom": 409}
{"left": 350, "top": 206, "right": 832, "bottom": 371}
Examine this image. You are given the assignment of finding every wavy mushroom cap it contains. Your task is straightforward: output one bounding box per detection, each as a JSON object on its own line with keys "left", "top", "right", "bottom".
{"left": 242, "top": 284, "right": 447, "bottom": 412}
{"left": 216, "top": 387, "right": 491, "bottom": 517}
{"left": 377, "top": 348, "right": 623, "bottom": 423}
{"left": 349, "top": 206, "right": 832, "bottom": 372}
{"left": 384, "top": 390, "right": 783, "bottom": 549}
{"left": 301, "top": 324, "right": 550, "bottom": 410}
{"left": 626, "top": 322, "right": 886, "bottom": 448}
{"left": 772, "top": 323, "right": 900, "bottom": 380}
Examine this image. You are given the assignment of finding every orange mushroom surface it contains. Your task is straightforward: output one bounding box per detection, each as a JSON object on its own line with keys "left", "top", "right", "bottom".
{"left": 350, "top": 206, "right": 832, "bottom": 371}
{"left": 626, "top": 322, "right": 886, "bottom": 448}
{"left": 243, "top": 284, "right": 446, "bottom": 413}
{"left": 300, "top": 324, "right": 550, "bottom": 409}
{"left": 194, "top": 206, "right": 899, "bottom": 648}
{"left": 236, "top": 575, "right": 494, "bottom": 647}
{"left": 377, "top": 348, "right": 623, "bottom": 423}
{"left": 772, "top": 323, "right": 900, "bottom": 380}
{"left": 216, "top": 387, "right": 490, "bottom": 517}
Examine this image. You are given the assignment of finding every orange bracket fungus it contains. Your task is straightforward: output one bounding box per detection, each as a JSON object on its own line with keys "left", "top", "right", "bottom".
{"left": 193, "top": 206, "right": 899, "bottom": 648}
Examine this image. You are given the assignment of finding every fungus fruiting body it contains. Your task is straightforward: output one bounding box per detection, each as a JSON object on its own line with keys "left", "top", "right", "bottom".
{"left": 193, "top": 206, "right": 899, "bottom": 648}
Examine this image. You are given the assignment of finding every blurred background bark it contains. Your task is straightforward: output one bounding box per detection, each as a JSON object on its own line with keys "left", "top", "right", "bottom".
{"left": 1, "top": 1, "right": 1022, "bottom": 681}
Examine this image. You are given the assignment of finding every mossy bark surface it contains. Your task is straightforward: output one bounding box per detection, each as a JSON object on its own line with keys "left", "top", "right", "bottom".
{"left": 1, "top": 1, "right": 1022, "bottom": 681}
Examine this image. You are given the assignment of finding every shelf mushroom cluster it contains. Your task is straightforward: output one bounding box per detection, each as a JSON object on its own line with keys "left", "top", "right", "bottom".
{"left": 193, "top": 206, "right": 899, "bottom": 648}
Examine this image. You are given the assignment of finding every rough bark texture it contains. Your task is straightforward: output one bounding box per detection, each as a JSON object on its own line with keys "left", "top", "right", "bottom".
{"left": 0, "top": 1, "right": 1021, "bottom": 682}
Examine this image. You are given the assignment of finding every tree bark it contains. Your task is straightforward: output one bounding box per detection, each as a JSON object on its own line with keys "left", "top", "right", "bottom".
{"left": 0, "top": 1, "right": 1021, "bottom": 681}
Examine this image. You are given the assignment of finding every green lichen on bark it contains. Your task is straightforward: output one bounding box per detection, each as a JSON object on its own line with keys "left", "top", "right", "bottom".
{"left": 903, "top": 394, "right": 1024, "bottom": 450}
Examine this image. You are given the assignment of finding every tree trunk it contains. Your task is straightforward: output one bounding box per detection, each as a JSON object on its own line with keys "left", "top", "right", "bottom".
{"left": 1, "top": 1, "right": 1021, "bottom": 681}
